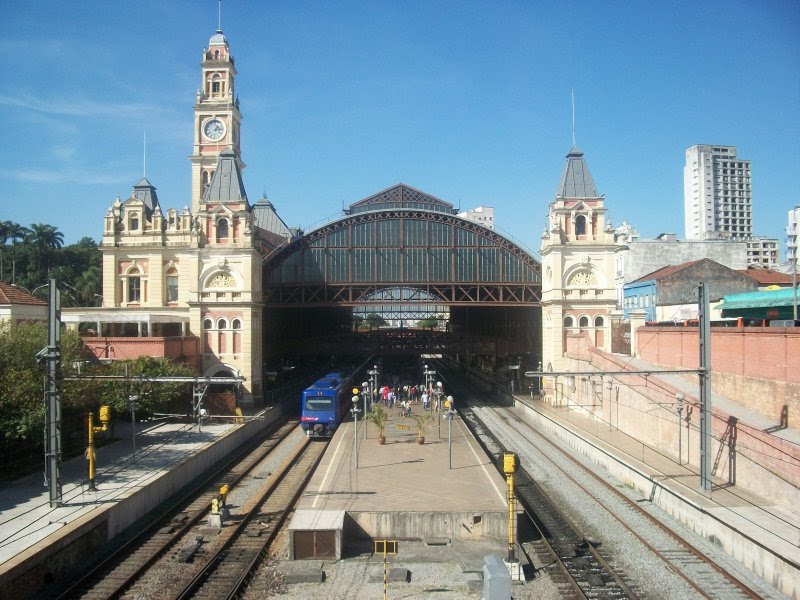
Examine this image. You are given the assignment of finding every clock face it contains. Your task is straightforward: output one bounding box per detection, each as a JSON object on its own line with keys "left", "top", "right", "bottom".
{"left": 203, "top": 118, "right": 226, "bottom": 141}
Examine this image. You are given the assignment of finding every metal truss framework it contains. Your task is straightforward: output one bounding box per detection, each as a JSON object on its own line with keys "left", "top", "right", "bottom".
{"left": 263, "top": 209, "right": 543, "bottom": 308}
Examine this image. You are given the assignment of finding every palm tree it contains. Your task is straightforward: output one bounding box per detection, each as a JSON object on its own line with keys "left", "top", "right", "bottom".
{"left": 74, "top": 265, "right": 102, "bottom": 306}
{"left": 3, "top": 222, "right": 30, "bottom": 284}
{"left": 26, "top": 223, "right": 63, "bottom": 282}
{"left": 0, "top": 221, "right": 9, "bottom": 281}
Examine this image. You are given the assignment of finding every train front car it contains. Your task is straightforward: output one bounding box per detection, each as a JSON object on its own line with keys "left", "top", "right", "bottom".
{"left": 301, "top": 375, "right": 352, "bottom": 437}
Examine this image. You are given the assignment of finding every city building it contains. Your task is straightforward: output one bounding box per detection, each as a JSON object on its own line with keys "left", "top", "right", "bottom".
{"left": 614, "top": 234, "right": 747, "bottom": 309}
{"left": 787, "top": 205, "right": 799, "bottom": 272}
{"left": 63, "top": 26, "right": 293, "bottom": 407}
{"left": 746, "top": 237, "right": 779, "bottom": 269}
{"left": 540, "top": 146, "right": 622, "bottom": 373}
{"left": 737, "top": 265, "right": 793, "bottom": 290}
{"left": 457, "top": 206, "right": 494, "bottom": 230}
{"left": 622, "top": 258, "right": 757, "bottom": 322}
{"left": 683, "top": 145, "right": 752, "bottom": 241}
{"left": 0, "top": 282, "right": 47, "bottom": 323}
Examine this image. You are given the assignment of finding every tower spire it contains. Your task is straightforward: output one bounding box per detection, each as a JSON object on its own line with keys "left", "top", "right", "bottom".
{"left": 218, "top": 0, "right": 222, "bottom": 32}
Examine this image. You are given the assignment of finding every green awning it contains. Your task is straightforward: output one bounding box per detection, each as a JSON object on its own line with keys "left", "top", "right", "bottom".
{"left": 718, "top": 288, "right": 798, "bottom": 319}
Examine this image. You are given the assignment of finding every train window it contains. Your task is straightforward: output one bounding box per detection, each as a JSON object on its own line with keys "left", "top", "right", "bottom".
{"left": 305, "top": 396, "right": 333, "bottom": 410}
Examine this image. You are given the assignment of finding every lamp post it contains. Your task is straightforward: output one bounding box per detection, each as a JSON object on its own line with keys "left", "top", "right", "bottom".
{"left": 351, "top": 396, "right": 360, "bottom": 469}
{"left": 423, "top": 366, "right": 436, "bottom": 411}
{"left": 606, "top": 380, "right": 614, "bottom": 431}
{"left": 446, "top": 396, "right": 455, "bottom": 469}
{"left": 676, "top": 393, "right": 684, "bottom": 465}
{"left": 128, "top": 394, "right": 139, "bottom": 463}
{"left": 361, "top": 381, "right": 370, "bottom": 439}
{"left": 436, "top": 381, "right": 443, "bottom": 439}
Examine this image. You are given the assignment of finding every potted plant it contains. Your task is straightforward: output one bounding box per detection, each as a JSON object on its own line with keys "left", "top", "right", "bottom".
{"left": 366, "top": 404, "right": 389, "bottom": 445}
{"left": 410, "top": 412, "right": 431, "bottom": 444}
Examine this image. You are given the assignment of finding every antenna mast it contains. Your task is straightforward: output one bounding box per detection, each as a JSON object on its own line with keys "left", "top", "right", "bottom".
{"left": 218, "top": 0, "right": 222, "bottom": 31}
{"left": 571, "top": 89, "right": 576, "bottom": 147}
{"left": 143, "top": 131, "right": 147, "bottom": 178}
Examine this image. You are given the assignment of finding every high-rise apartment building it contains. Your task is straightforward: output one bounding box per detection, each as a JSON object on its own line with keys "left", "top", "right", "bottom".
{"left": 684, "top": 145, "right": 752, "bottom": 241}
{"left": 788, "top": 206, "right": 800, "bottom": 267}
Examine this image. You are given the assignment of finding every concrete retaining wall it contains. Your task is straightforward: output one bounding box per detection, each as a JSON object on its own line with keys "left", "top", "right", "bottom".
{"left": 516, "top": 402, "right": 799, "bottom": 599}
{"left": 347, "top": 510, "right": 508, "bottom": 541}
{"left": 0, "top": 407, "right": 284, "bottom": 598}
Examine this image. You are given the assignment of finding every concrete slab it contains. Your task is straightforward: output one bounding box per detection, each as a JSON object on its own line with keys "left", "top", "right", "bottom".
{"left": 292, "top": 403, "right": 511, "bottom": 545}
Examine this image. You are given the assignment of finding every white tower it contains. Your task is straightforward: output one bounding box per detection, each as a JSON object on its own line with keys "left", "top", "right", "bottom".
{"left": 540, "top": 146, "right": 622, "bottom": 377}
{"left": 683, "top": 145, "right": 752, "bottom": 241}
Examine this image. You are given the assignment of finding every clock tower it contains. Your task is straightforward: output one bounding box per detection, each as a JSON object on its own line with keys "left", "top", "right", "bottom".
{"left": 190, "top": 27, "right": 243, "bottom": 214}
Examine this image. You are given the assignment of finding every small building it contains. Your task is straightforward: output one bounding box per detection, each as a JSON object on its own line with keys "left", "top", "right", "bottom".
{"left": 718, "top": 288, "right": 800, "bottom": 322}
{"left": 737, "top": 265, "right": 793, "bottom": 290}
{"left": 623, "top": 258, "right": 758, "bottom": 322}
{"left": 0, "top": 282, "right": 47, "bottom": 323}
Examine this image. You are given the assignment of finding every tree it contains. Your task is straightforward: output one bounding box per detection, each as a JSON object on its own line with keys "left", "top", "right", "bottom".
{"left": 26, "top": 223, "right": 64, "bottom": 283}
{"left": 0, "top": 221, "right": 30, "bottom": 284}
{"left": 365, "top": 313, "right": 388, "bottom": 329}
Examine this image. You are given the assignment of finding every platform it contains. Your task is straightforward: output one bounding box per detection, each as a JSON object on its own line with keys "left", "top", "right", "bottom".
{"left": 0, "top": 410, "right": 279, "bottom": 598}
{"left": 289, "top": 403, "right": 511, "bottom": 559}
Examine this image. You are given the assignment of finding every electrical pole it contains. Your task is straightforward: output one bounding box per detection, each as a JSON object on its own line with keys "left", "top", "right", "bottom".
{"left": 44, "top": 279, "right": 62, "bottom": 508}
{"left": 699, "top": 282, "right": 712, "bottom": 492}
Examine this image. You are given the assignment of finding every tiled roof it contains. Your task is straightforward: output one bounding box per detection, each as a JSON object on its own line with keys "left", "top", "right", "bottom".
{"left": 0, "top": 282, "right": 47, "bottom": 306}
{"left": 633, "top": 260, "right": 703, "bottom": 283}
{"left": 737, "top": 267, "right": 793, "bottom": 285}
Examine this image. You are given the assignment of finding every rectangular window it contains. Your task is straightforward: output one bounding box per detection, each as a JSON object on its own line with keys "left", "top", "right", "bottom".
{"left": 166, "top": 275, "right": 179, "bottom": 302}
{"left": 128, "top": 277, "right": 141, "bottom": 302}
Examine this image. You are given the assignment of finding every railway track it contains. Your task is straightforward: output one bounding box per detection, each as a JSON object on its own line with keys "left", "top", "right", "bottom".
{"left": 456, "top": 401, "right": 637, "bottom": 599}
{"left": 53, "top": 418, "right": 299, "bottom": 600}
{"left": 484, "top": 402, "right": 764, "bottom": 599}
{"left": 172, "top": 438, "right": 326, "bottom": 599}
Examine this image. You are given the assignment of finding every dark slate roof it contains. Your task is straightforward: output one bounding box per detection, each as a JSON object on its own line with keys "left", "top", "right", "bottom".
{"left": 253, "top": 195, "right": 292, "bottom": 237}
{"left": 556, "top": 146, "right": 599, "bottom": 199}
{"left": 131, "top": 177, "right": 160, "bottom": 215}
{"left": 203, "top": 148, "right": 248, "bottom": 204}
{"left": 0, "top": 282, "right": 47, "bottom": 306}
{"left": 346, "top": 183, "right": 457, "bottom": 215}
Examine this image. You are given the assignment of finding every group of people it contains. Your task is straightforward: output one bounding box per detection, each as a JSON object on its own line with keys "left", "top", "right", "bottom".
{"left": 373, "top": 383, "right": 444, "bottom": 412}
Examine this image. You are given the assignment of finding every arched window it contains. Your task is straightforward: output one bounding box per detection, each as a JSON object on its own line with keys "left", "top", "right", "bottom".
{"left": 202, "top": 171, "right": 210, "bottom": 196}
{"left": 231, "top": 319, "right": 241, "bottom": 330}
{"left": 579, "top": 315, "right": 589, "bottom": 328}
{"left": 217, "top": 218, "right": 229, "bottom": 242}
{"left": 231, "top": 319, "right": 242, "bottom": 354}
{"left": 203, "top": 318, "right": 213, "bottom": 329}
{"left": 594, "top": 315, "right": 605, "bottom": 327}
{"left": 166, "top": 268, "right": 179, "bottom": 303}
{"left": 217, "top": 318, "right": 228, "bottom": 330}
{"left": 214, "top": 49, "right": 220, "bottom": 60}
{"left": 563, "top": 315, "right": 575, "bottom": 328}
{"left": 575, "top": 215, "right": 586, "bottom": 236}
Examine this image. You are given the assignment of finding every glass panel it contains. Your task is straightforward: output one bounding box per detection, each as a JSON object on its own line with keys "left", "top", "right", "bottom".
{"left": 403, "top": 219, "right": 426, "bottom": 246}
{"left": 281, "top": 253, "right": 302, "bottom": 282}
{"left": 478, "top": 248, "right": 498, "bottom": 281}
{"left": 166, "top": 275, "right": 179, "bottom": 302}
{"left": 503, "top": 251, "right": 521, "bottom": 282}
{"left": 377, "top": 219, "right": 400, "bottom": 246}
{"left": 327, "top": 228, "right": 347, "bottom": 247}
{"left": 404, "top": 248, "right": 426, "bottom": 282}
{"left": 352, "top": 222, "right": 373, "bottom": 247}
{"left": 429, "top": 249, "right": 450, "bottom": 281}
{"left": 455, "top": 248, "right": 475, "bottom": 281}
{"left": 455, "top": 227, "right": 476, "bottom": 246}
{"left": 353, "top": 248, "right": 373, "bottom": 282}
{"left": 378, "top": 249, "right": 400, "bottom": 282}
{"left": 305, "top": 248, "right": 325, "bottom": 282}
{"left": 429, "top": 222, "right": 451, "bottom": 246}
{"left": 128, "top": 277, "right": 141, "bottom": 302}
{"left": 305, "top": 396, "right": 334, "bottom": 410}
{"left": 328, "top": 249, "right": 349, "bottom": 282}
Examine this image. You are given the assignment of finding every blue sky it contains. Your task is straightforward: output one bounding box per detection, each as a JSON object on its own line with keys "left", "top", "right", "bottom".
{"left": 4, "top": 1, "right": 799, "bottom": 260}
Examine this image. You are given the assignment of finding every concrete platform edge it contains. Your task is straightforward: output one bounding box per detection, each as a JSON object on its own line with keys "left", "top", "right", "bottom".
{"left": 516, "top": 402, "right": 799, "bottom": 599}
{"left": 0, "top": 406, "right": 284, "bottom": 597}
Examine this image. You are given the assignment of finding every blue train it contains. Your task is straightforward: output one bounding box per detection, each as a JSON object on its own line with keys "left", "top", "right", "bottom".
{"left": 300, "top": 371, "right": 357, "bottom": 438}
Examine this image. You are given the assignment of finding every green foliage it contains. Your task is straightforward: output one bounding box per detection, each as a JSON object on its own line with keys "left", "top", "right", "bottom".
{"left": 366, "top": 403, "right": 388, "bottom": 437}
{"left": 417, "top": 315, "right": 442, "bottom": 329}
{"left": 89, "top": 357, "right": 194, "bottom": 420}
{"left": 0, "top": 221, "right": 101, "bottom": 305}
{"left": 365, "top": 313, "right": 388, "bottom": 328}
{"left": 409, "top": 412, "right": 431, "bottom": 437}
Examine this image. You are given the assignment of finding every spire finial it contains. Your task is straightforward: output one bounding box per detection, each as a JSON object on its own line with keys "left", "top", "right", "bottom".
{"left": 217, "top": 0, "right": 222, "bottom": 32}
{"left": 571, "top": 89, "right": 576, "bottom": 147}
{"left": 143, "top": 131, "right": 147, "bottom": 178}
